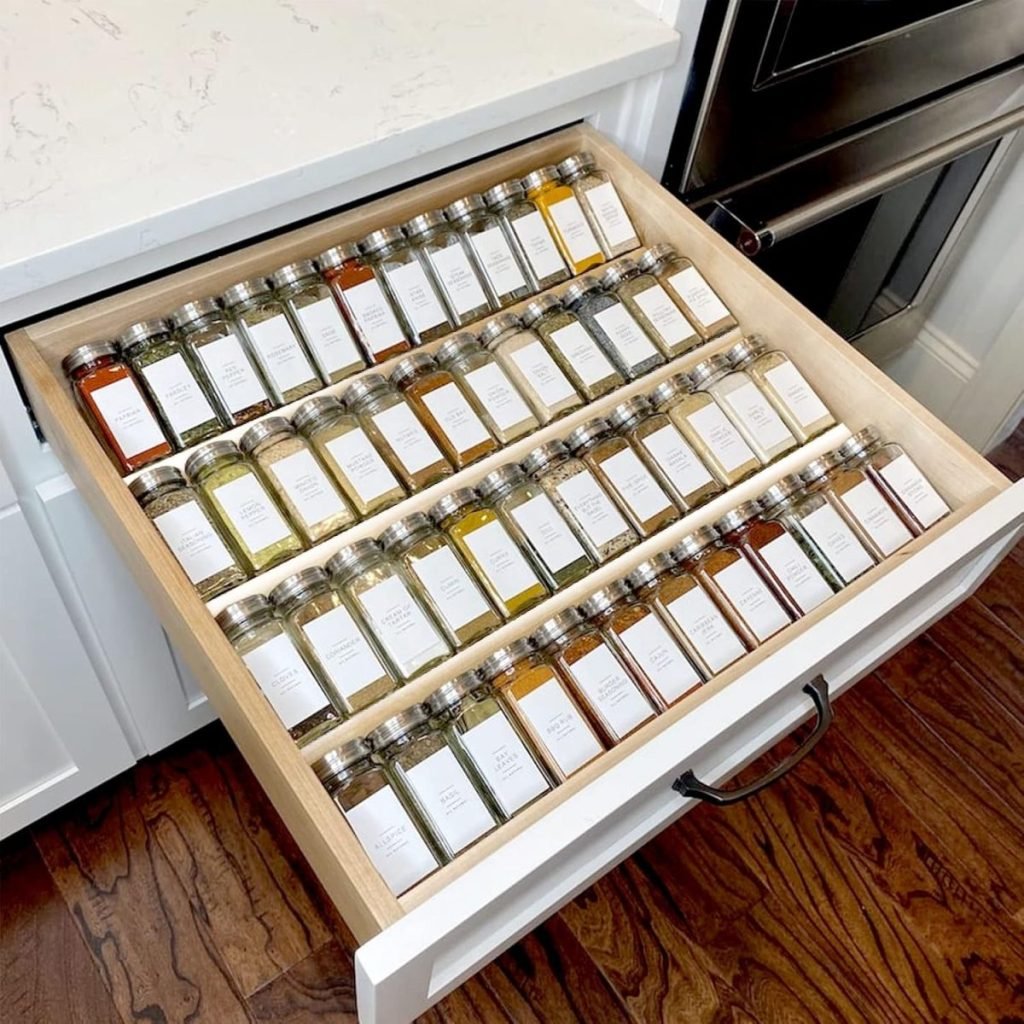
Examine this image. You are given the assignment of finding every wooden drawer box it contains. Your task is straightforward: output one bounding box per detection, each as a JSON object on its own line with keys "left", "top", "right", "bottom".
{"left": 8, "top": 125, "right": 1023, "bottom": 1024}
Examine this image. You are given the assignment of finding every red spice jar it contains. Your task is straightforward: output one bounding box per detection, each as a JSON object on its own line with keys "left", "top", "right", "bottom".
{"left": 63, "top": 341, "right": 173, "bottom": 473}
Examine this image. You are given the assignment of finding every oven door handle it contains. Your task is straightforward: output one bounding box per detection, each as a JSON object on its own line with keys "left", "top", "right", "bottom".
{"left": 734, "top": 106, "right": 1024, "bottom": 256}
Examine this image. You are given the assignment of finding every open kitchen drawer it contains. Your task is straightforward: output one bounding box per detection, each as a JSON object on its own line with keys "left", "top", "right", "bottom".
{"left": 7, "top": 124, "right": 1023, "bottom": 1024}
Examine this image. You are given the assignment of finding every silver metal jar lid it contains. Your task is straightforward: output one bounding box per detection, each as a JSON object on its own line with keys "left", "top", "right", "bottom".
{"left": 378, "top": 512, "right": 433, "bottom": 553}
{"left": 714, "top": 501, "right": 762, "bottom": 534}
{"left": 403, "top": 209, "right": 448, "bottom": 239}
{"left": 556, "top": 151, "right": 596, "bottom": 180}
{"left": 168, "top": 296, "right": 222, "bottom": 330}
{"left": 62, "top": 341, "right": 118, "bottom": 375}
{"left": 579, "top": 579, "right": 632, "bottom": 619}
{"left": 689, "top": 353, "right": 732, "bottom": 388}
{"left": 118, "top": 319, "right": 172, "bottom": 353}
{"left": 368, "top": 705, "right": 428, "bottom": 750}
{"left": 838, "top": 426, "right": 882, "bottom": 462}
{"left": 530, "top": 608, "right": 584, "bottom": 649}
{"left": 565, "top": 417, "right": 612, "bottom": 453}
{"left": 800, "top": 451, "right": 843, "bottom": 485}
{"left": 479, "top": 312, "right": 522, "bottom": 347}
{"left": 221, "top": 277, "right": 272, "bottom": 308}
{"left": 521, "top": 439, "right": 570, "bottom": 476}
{"left": 627, "top": 552, "right": 676, "bottom": 590}
{"left": 359, "top": 226, "right": 406, "bottom": 255}
{"left": 424, "top": 671, "right": 485, "bottom": 716}
{"left": 313, "top": 738, "right": 373, "bottom": 787}
{"left": 269, "top": 260, "right": 318, "bottom": 290}
{"left": 725, "top": 334, "right": 769, "bottom": 367}
{"left": 444, "top": 194, "right": 487, "bottom": 222}
{"left": 215, "top": 594, "right": 273, "bottom": 638}
{"left": 758, "top": 473, "right": 804, "bottom": 512}
{"left": 599, "top": 258, "right": 640, "bottom": 289}
{"left": 477, "top": 463, "right": 527, "bottom": 502}
{"left": 671, "top": 524, "right": 720, "bottom": 560}
{"left": 648, "top": 374, "right": 691, "bottom": 410}
{"left": 389, "top": 351, "right": 438, "bottom": 390}
{"left": 562, "top": 276, "right": 603, "bottom": 307}
{"left": 326, "top": 538, "right": 382, "bottom": 581}
{"left": 479, "top": 638, "right": 534, "bottom": 681}
{"left": 128, "top": 464, "right": 187, "bottom": 501}
{"left": 429, "top": 487, "right": 480, "bottom": 524}
{"left": 520, "top": 165, "right": 560, "bottom": 193}
{"left": 637, "top": 243, "right": 677, "bottom": 273}
{"left": 239, "top": 416, "right": 295, "bottom": 455}
{"left": 434, "top": 332, "right": 481, "bottom": 366}
{"left": 606, "top": 395, "right": 652, "bottom": 432}
{"left": 184, "top": 439, "right": 242, "bottom": 480}
{"left": 269, "top": 567, "right": 331, "bottom": 613}
{"left": 341, "top": 373, "right": 390, "bottom": 408}
{"left": 316, "top": 242, "right": 360, "bottom": 270}
{"left": 520, "top": 293, "right": 561, "bottom": 328}
{"left": 292, "top": 395, "right": 345, "bottom": 435}
{"left": 483, "top": 179, "right": 525, "bottom": 207}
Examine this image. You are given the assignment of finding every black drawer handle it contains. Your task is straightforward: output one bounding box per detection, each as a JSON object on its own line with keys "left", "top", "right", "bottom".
{"left": 673, "top": 675, "right": 832, "bottom": 806}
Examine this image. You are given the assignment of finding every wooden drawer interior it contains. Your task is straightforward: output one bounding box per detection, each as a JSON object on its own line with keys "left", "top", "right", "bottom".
{"left": 7, "top": 124, "right": 1010, "bottom": 945}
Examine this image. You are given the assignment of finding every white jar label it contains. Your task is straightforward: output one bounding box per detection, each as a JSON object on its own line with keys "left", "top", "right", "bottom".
{"left": 618, "top": 614, "right": 701, "bottom": 704}
{"left": 567, "top": 643, "right": 654, "bottom": 740}
{"left": 665, "top": 587, "right": 747, "bottom": 674}
{"left": 295, "top": 297, "right": 362, "bottom": 376}
{"left": 246, "top": 314, "right": 317, "bottom": 393}
{"left": 213, "top": 473, "right": 293, "bottom": 552}
{"left": 584, "top": 181, "right": 637, "bottom": 248}
{"left": 878, "top": 454, "right": 949, "bottom": 528}
{"left": 719, "top": 381, "right": 796, "bottom": 451}
{"left": 462, "top": 363, "right": 534, "bottom": 432}
{"left": 428, "top": 241, "right": 489, "bottom": 316}
{"left": 667, "top": 266, "right": 730, "bottom": 327}
{"left": 712, "top": 558, "right": 791, "bottom": 641}
{"left": 420, "top": 382, "right": 492, "bottom": 454}
{"left": 593, "top": 304, "right": 659, "bottom": 369}
{"left": 469, "top": 226, "right": 528, "bottom": 297}
{"left": 460, "top": 713, "right": 550, "bottom": 817}
{"left": 343, "top": 784, "right": 438, "bottom": 895}
{"left": 409, "top": 545, "right": 492, "bottom": 633}
{"left": 462, "top": 519, "right": 542, "bottom": 603}
{"left": 301, "top": 604, "right": 389, "bottom": 698}
{"left": 516, "top": 678, "right": 603, "bottom": 776}
{"left": 685, "top": 403, "right": 757, "bottom": 473}
{"left": 196, "top": 334, "right": 268, "bottom": 414}
{"left": 546, "top": 195, "right": 602, "bottom": 263}
{"left": 757, "top": 534, "right": 833, "bottom": 614}
{"left": 641, "top": 424, "right": 715, "bottom": 498}
{"left": 508, "top": 341, "right": 578, "bottom": 407}
{"left": 241, "top": 633, "right": 325, "bottom": 729}
{"left": 325, "top": 428, "right": 401, "bottom": 505}
{"left": 549, "top": 321, "right": 617, "bottom": 386}
{"left": 269, "top": 449, "right": 347, "bottom": 528}
{"left": 358, "top": 575, "right": 447, "bottom": 675}
{"left": 632, "top": 283, "right": 698, "bottom": 348}
{"left": 800, "top": 504, "right": 875, "bottom": 583}
{"left": 510, "top": 493, "right": 588, "bottom": 574}
{"left": 763, "top": 361, "right": 831, "bottom": 428}
{"left": 372, "top": 403, "right": 445, "bottom": 475}
{"left": 404, "top": 747, "right": 494, "bottom": 854}
{"left": 555, "top": 470, "right": 631, "bottom": 548}
{"left": 599, "top": 447, "right": 675, "bottom": 523}
{"left": 341, "top": 278, "right": 407, "bottom": 355}
{"left": 141, "top": 354, "right": 217, "bottom": 435}
{"left": 90, "top": 377, "right": 166, "bottom": 458}
{"left": 510, "top": 210, "right": 566, "bottom": 280}
{"left": 840, "top": 480, "right": 913, "bottom": 555}
{"left": 384, "top": 261, "right": 448, "bottom": 334}
{"left": 153, "top": 501, "right": 234, "bottom": 584}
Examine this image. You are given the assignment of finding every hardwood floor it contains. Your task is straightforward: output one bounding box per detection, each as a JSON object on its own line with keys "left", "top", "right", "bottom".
{"left": 3, "top": 426, "right": 1023, "bottom": 1024}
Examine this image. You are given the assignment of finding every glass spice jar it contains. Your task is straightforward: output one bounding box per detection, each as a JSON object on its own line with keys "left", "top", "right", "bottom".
{"left": 63, "top": 341, "right": 173, "bottom": 473}
{"left": 839, "top": 426, "right": 949, "bottom": 533}
{"left": 477, "top": 463, "right": 594, "bottom": 591}
{"left": 479, "top": 313, "right": 583, "bottom": 424}
{"left": 430, "top": 488, "right": 550, "bottom": 619}
{"left": 691, "top": 353, "right": 798, "bottom": 465}
{"left": 360, "top": 226, "right": 453, "bottom": 345}
{"left": 239, "top": 418, "right": 355, "bottom": 546}
{"left": 403, "top": 209, "right": 493, "bottom": 326}
{"left": 171, "top": 297, "right": 276, "bottom": 426}
{"left": 130, "top": 465, "right": 248, "bottom": 599}
{"left": 672, "top": 525, "right": 792, "bottom": 648}
{"left": 222, "top": 278, "right": 322, "bottom": 405}
{"left": 434, "top": 332, "right": 539, "bottom": 444}
{"left": 378, "top": 513, "right": 502, "bottom": 649}
{"left": 522, "top": 440, "right": 638, "bottom": 564}
{"left": 483, "top": 178, "right": 569, "bottom": 292}
{"left": 715, "top": 502, "right": 839, "bottom": 620}
{"left": 531, "top": 609, "right": 656, "bottom": 745}
{"left": 270, "top": 568, "right": 397, "bottom": 714}
{"left": 556, "top": 151, "right": 641, "bottom": 259}
{"left": 270, "top": 261, "right": 365, "bottom": 385}
{"left": 317, "top": 243, "right": 411, "bottom": 364}
{"left": 118, "top": 320, "right": 224, "bottom": 449}
{"left": 389, "top": 351, "right": 499, "bottom": 469}
{"left": 216, "top": 595, "right": 341, "bottom": 744}
{"left": 522, "top": 165, "right": 604, "bottom": 274}
{"left": 638, "top": 244, "right": 738, "bottom": 341}
{"left": 520, "top": 293, "right": 624, "bottom": 401}
{"left": 425, "top": 672, "right": 553, "bottom": 819}
{"left": 292, "top": 395, "right": 407, "bottom": 519}
{"left": 580, "top": 580, "right": 703, "bottom": 708}
{"left": 565, "top": 418, "right": 680, "bottom": 538}
{"left": 314, "top": 739, "right": 441, "bottom": 895}
{"left": 606, "top": 395, "right": 722, "bottom": 511}
{"left": 480, "top": 640, "right": 604, "bottom": 782}
{"left": 445, "top": 194, "right": 533, "bottom": 310}
{"left": 727, "top": 335, "right": 835, "bottom": 443}
{"left": 563, "top": 277, "right": 664, "bottom": 380}
{"left": 370, "top": 706, "right": 499, "bottom": 858}
{"left": 342, "top": 374, "right": 453, "bottom": 493}
{"left": 327, "top": 539, "right": 451, "bottom": 681}
{"left": 600, "top": 259, "right": 701, "bottom": 358}
{"left": 185, "top": 439, "right": 304, "bottom": 574}
{"left": 649, "top": 374, "right": 761, "bottom": 486}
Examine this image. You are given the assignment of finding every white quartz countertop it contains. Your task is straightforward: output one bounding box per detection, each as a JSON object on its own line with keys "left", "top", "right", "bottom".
{"left": 0, "top": 0, "right": 678, "bottom": 318}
